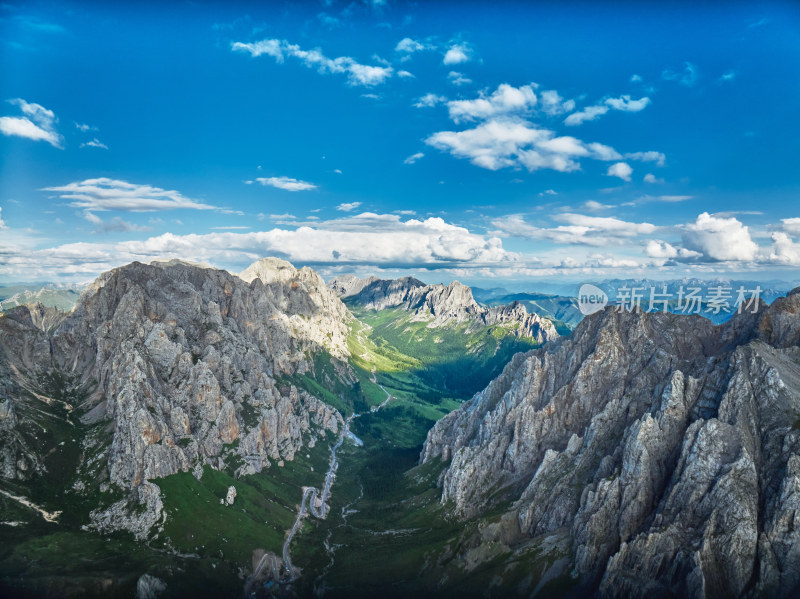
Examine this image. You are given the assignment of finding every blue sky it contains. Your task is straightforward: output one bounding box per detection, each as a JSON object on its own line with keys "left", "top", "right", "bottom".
{"left": 1, "top": 0, "right": 799, "bottom": 285}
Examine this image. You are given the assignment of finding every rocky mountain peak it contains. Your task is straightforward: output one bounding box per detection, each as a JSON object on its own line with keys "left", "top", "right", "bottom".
{"left": 329, "top": 275, "right": 559, "bottom": 343}
{"left": 1, "top": 258, "right": 352, "bottom": 540}
{"left": 422, "top": 287, "right": 800, "bottom": 598}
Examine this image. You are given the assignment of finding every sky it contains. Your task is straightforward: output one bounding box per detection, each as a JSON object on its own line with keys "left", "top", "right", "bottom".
{"left": 1, "top": 0, "right": 799, "bottom": 286}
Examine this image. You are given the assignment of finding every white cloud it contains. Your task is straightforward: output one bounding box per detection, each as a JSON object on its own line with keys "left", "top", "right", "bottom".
{"left": 0, "top": 98, "right": 63, "bottom": 148}
{"left": 643, "top": 173, "right": 663, "bottom": 184}
{"left": 539, "top": 90, "right": 575, "bottom": 115}
{"left": 587, "top": 142, "right": 622, "bottom": 161}
{"left": 414, "top": 93, "right": 447, "bottom": 108}
{"left": 681, "top": 212, "right": 758, "bottom": 261}
{"left": 584, "top": 200, "right": 612, "bottom": 211}
{"left": 605, "top": 95, "right": 651, "bottom": 112}
{"left": 662, "top": 62, "right": 699, "bottom": 87}
{"left": 630, "top": 74, "right": 643, "bottom": 83}
{"left": 556, "top": 213, "right": 655, "bottom": 236}
{"left": 645, "top": 240, "right": 701, "bottom": 260}
{"left": 607, "top": 162, "right": 633, "bottom": 181}
{"left": 625, "top": 150, "right": 666, "bottom": 166}
{"left": 0, "top": 213, "right": 519, "bottom": 280}
{"left": 404, "top": 152, "right": 424, "bottom": 165}
{"left": 75, "top": 122, "right": 97, "bottom": 132}
{"left": 80, "top": 138, "right": 108, "bottom": 150}
{"left": 719, "top": 70, "right": 736, "bottom": 82}
{"left": 443, "top": 43, "right": 470, "bottom": 65}
{"left": 0, "top": 207, "right": 7, "bottom": 229}
{"left": 767, "top": 232, "right": 800, "bottom": 265}
{"left": 83, "top": 211, "right": 102, "bottom": 225}
{"left": 447, "top": 71, "right": 471, "bottom": 86}
{"left": 782, "top": 218, "right": 800, "bottom": 235}
{"left": 491, "top": 213, "right": 655, "bottom": 246}
{"left": 565, "top": 95, "right": 650, "bottom": 127}
{"left": 395, "top": 37, "right": 432, "bottom": 55}
{"left": 446, "top": 83, "right": 537, "bottom": 123}
{"left": 254, "top": 176, "right": 317, "bottom": 192}
{"left": 336, "top": 202, "right": 362, "bottom": 212}
{"left": 426, "top": 119, "right": 629, "bottom": 173}
{"left": 564, "top": 105, "right": 609, "bottom": 126}
{"left": 232, "top": 39, "right": 393, "bottom": 86}
{"left": 397, "top": 70, "right": 414, "bottom": 78}
{"left": 42, "top": 178, "right": 219, "bottom": 212}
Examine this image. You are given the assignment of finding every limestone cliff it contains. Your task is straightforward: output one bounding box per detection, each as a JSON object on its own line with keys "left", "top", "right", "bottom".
{"left": 330, "top": 275, "right": 559, "bottom": 344}
{"left": 423, "top": 290, "right": 800, "bottom": 598}
{"left": 0, "top": 258, "right": 352, "bottom": 539}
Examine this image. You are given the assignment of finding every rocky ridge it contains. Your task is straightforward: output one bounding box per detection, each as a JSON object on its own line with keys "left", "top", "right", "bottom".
{"left": 422, "top": 289, "right": 800, "bottom": 598}
{"left": 329, "top": 274, "right": 559, "bottom": 344}
{"left": 0, "top": 258, "right": 353, "bottom": 539}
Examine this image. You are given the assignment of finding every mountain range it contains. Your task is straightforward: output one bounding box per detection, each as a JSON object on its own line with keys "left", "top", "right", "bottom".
{"left": 1, "top": 258, "right": 798, "bottom": 598}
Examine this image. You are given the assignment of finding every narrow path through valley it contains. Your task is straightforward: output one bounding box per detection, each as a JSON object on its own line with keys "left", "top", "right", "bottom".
{"left": 248, "top": 383, "right": 393, "bottom": 591}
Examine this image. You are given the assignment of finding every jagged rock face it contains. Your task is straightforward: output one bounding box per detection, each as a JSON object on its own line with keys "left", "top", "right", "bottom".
{"left": 0, "top": 307, "right": 51, "bottom": 480}
{"left": 330, "top": 275, "right": 559, "bottom": 344}
{"left": 239, "top": 257, "right": 352, "bottom": 361}
{"left": 423, "top": 291, "right": 800, "bottom": 598}
{"left": 327, "top": 273, "right": 379, "bottom": 298}
{"left": 0, "top": 259, "right": 350, "bottom": 538}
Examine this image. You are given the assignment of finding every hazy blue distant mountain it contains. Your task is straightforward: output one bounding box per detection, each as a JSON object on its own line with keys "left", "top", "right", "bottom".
{"left": 0, "top": 283, "right": 85, "bottom": 312}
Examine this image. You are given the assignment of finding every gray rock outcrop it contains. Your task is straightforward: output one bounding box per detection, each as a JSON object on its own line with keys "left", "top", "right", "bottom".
{"left": 0, "top": 258, "right": 352, "bottom": 539}
{"left": 330, "top": 275, "right": 559, "bottom": 344}
{"left": 423, "top": 290, "right": 800, "bottom": 598}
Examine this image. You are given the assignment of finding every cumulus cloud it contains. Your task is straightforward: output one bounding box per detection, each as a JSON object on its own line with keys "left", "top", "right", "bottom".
{"left": 781, "top": 218, "right": 800, "bottom": 235}
{"left": 404, "top": 152, "right": 424, "bottom": 165}
{"left": 539, "top": 90, "right": 575, "bottom": 115}
{"left": 681, "top": 212, "right": 758, "bottom": 261}
{"left": 395, "top": 37, "right": 433, "bottom": 55}
{"left": 232, "top": 38, "right": 393, "bottom": 86}
{"left": 446, "top": 83, "right": 537, "bottom": 123}
{"left": 644, "top": 173, "right": 664, "bottom": 184}
{"left": 253, "top": 177, "right": 317, "bottom": 191}
{"left": 42, "top": 178, "right": 220, "bottom": 212}
{"left": 426, "top": 119, "right": 628, "bottom": 173}
{"left": 645, "top": 240, "right": 701, "bottom": 260}
{"left": 491, "top": 213, "right": 655, "bottom": 246}
{"left": 336, "top": 202, "right": 362, "bottom": 212}
{"left": 565, "top": 95, "right": 651, "bottom": 126}
{"left": 0, "top": 98, "right": 63, "bottom": 148}
{"left": 564, "top": 105, "right": 608, "bottom": 126}
{"left": 0, "top": 213, "right": 518, "bottom": 280}
{"left": 767, "top": 232, "right": 800, "bottom": 265}
{"left": 443, "top": 43, "right": 471, "bottom": 65}
{"left": 447, "top": 71, "right": 471, "bottom": 86}
{"left": 414, "top": 93, "right": 447, "bottom": 108}
{"left": 606, "top": 162, "right": 633, "bottom": 181}
{"left": 605, "top": 95, "right": 651, "bottom": 112}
